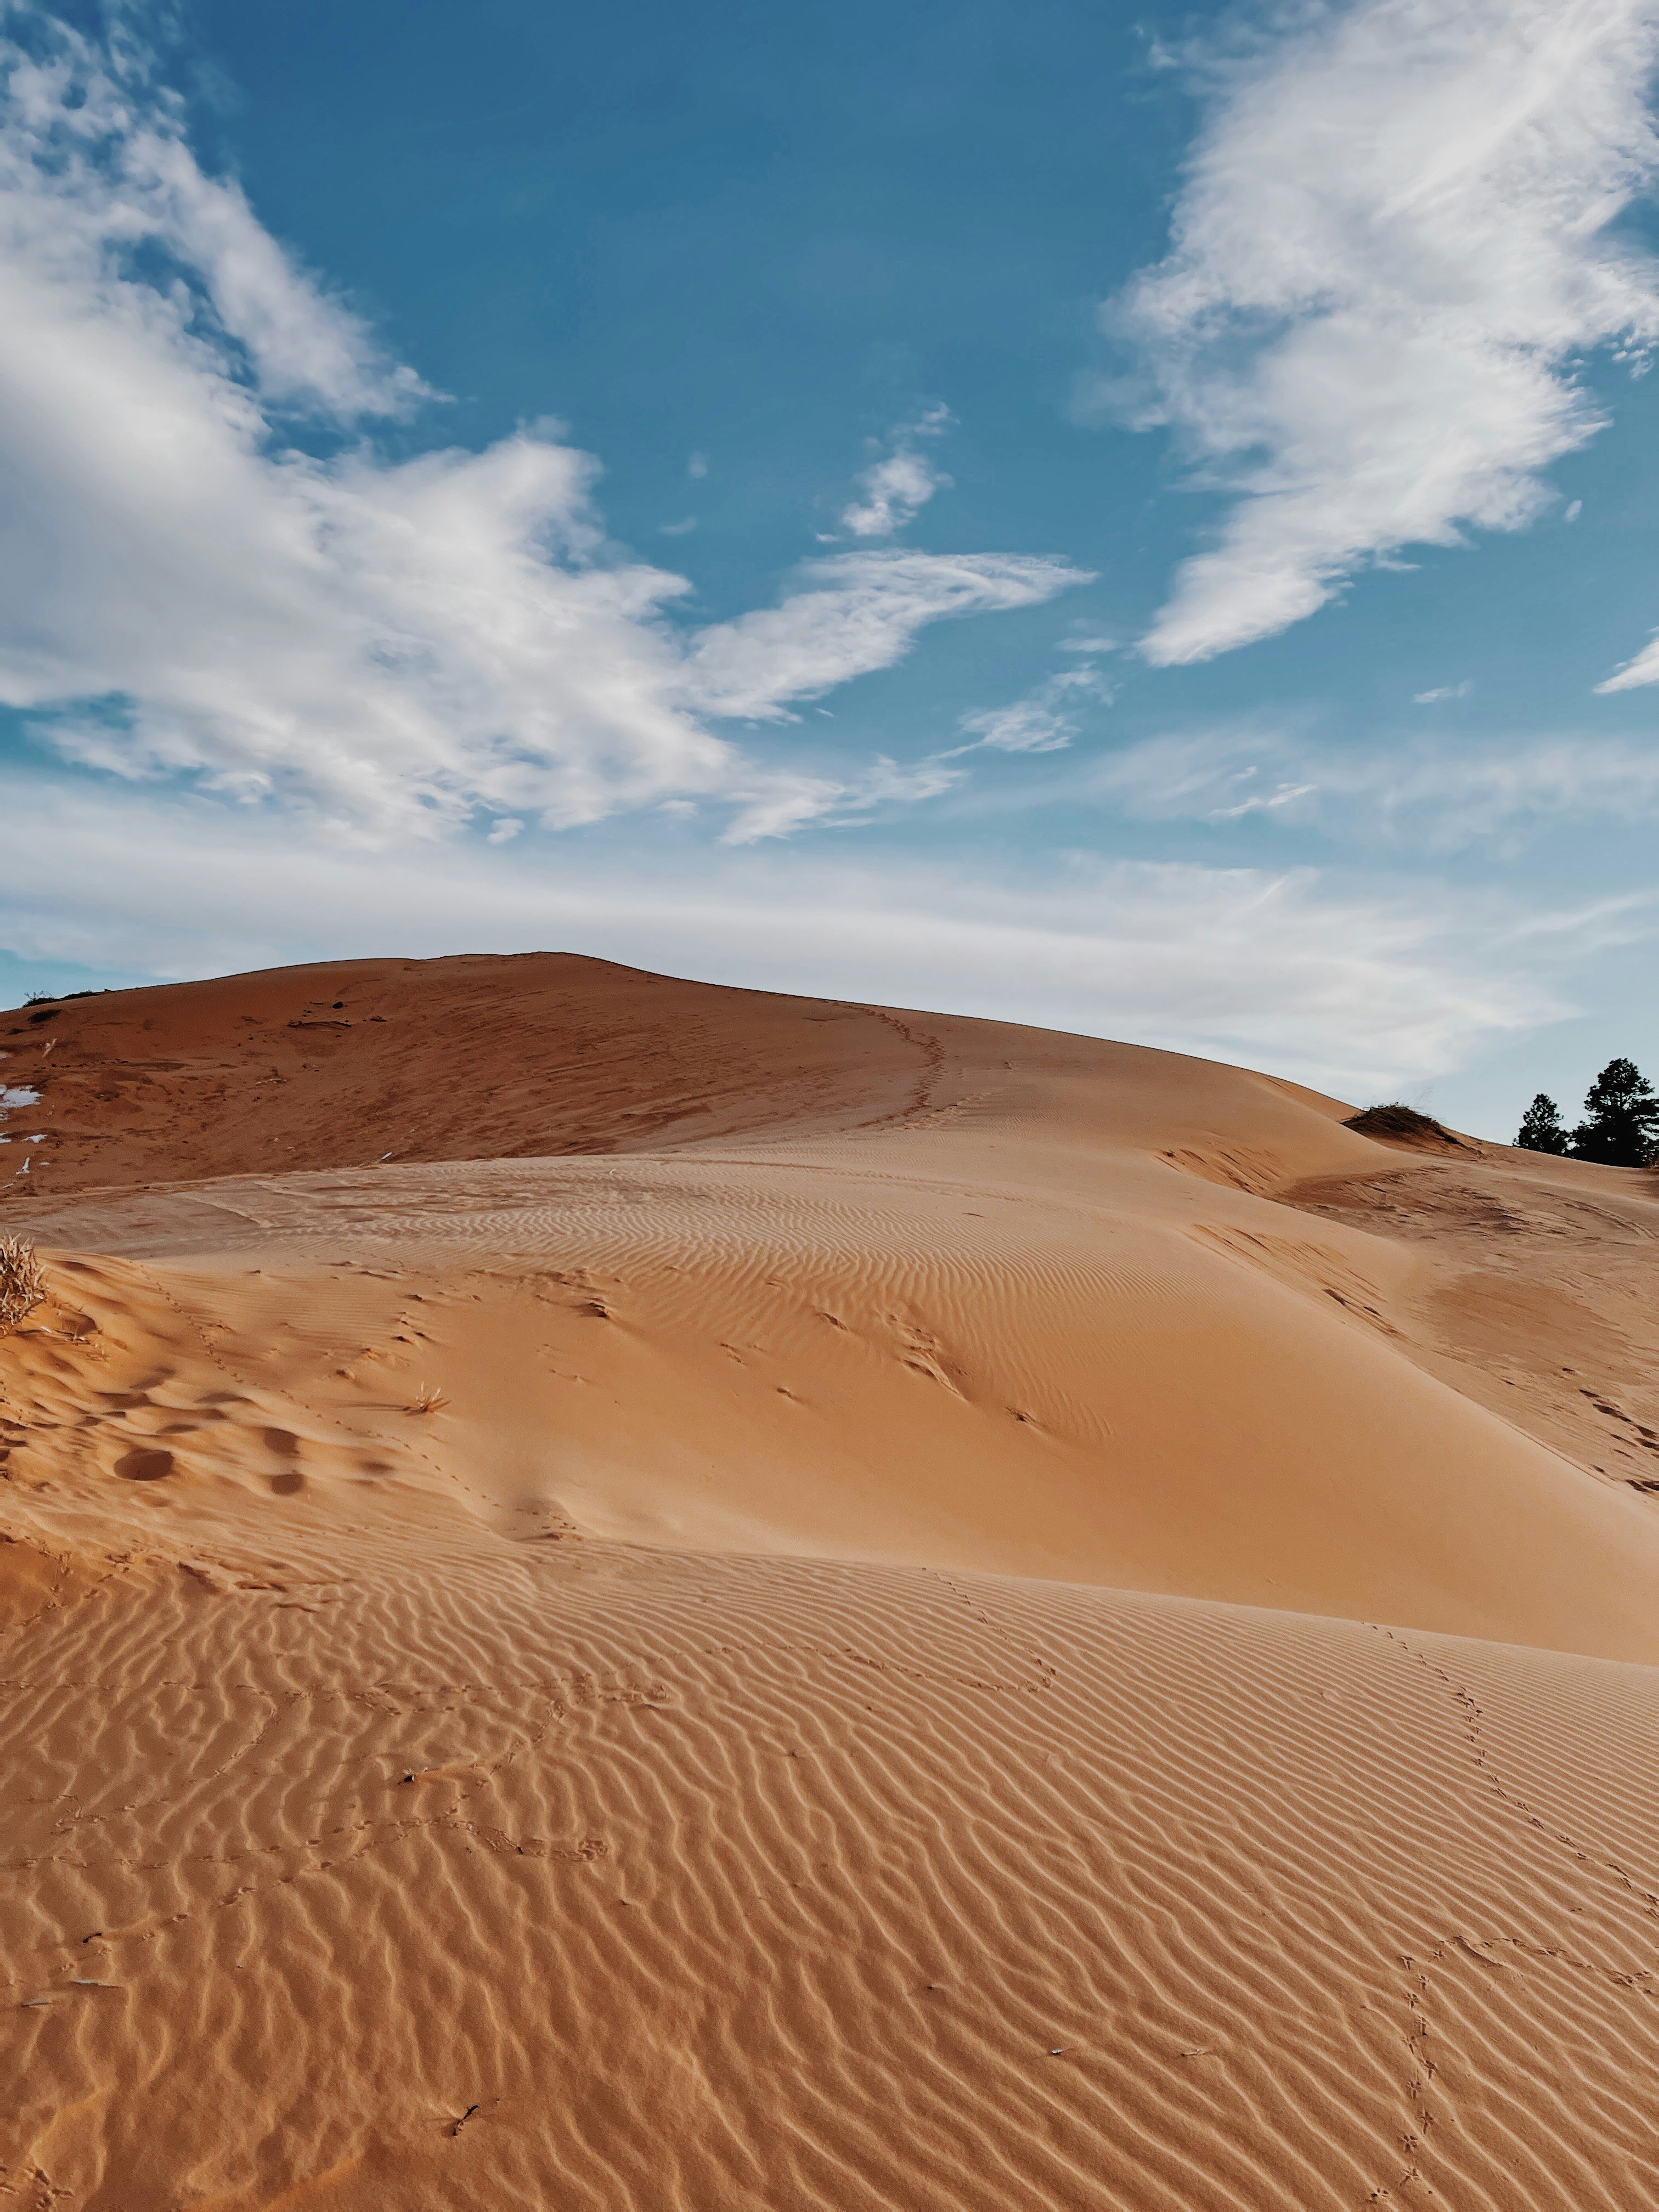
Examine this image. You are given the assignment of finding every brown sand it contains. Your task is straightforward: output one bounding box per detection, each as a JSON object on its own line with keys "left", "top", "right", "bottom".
{"left": 3, "top": 953, "right": 1657, "bottom": 2207}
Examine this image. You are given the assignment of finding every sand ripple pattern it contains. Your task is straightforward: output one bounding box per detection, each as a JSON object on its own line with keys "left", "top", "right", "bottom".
{"left": 8, "top": 960, "right": 1659, "bottom": 2206}
{"left": 4, "top": 1531, "right": 1658, "bottom": 2210}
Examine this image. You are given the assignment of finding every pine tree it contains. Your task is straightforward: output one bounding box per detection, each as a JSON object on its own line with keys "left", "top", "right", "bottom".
{"left": 1515, "top": 1093, "right": 1569, "bottom": 1154}
{"left": 1569, "top": 1058, "right": 1659, "bottom": 1167}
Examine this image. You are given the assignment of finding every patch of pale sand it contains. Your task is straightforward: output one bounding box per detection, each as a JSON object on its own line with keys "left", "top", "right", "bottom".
{"left": 2, "top": 953, "right": 1659, "bottom": 2205}
{"left": 10, "top": 1131, "right": 1659, "bottom": 1660}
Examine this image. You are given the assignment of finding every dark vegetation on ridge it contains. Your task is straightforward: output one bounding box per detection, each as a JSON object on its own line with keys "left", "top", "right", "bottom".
{"left": 1516, "top": 1058, "right": 1658, "bottom": 1167}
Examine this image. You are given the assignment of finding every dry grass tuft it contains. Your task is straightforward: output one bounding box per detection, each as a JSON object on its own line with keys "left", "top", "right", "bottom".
{"left": 1343, "top": 1103, "right": 1469, "bottom": 1149}
{"left": 405, "top": 1383, "right": 449, "bottom": 1416}
{"left": 0, "top": 1235, "right": 46, "bottom": 1335}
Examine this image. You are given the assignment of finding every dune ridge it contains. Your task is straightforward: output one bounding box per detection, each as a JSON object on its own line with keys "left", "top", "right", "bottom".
{"left": 3, "top": 954, "right": 1658, "bottom": 2207}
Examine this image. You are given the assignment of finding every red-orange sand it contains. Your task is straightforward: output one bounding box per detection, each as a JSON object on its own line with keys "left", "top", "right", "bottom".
{"left": 3, "top": 953, "right": 1657, "bottom": 2208}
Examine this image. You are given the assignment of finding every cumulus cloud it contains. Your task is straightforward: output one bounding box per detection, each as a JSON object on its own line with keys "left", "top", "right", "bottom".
{"left": 0, "top": 15, "right": 1080, "bottom": 842}
{"left": 1109, "top": 0, "right": 1659, "bottom": 667}
{"left": 1, "top": 776, "right": 1594, "bottom": 1098}
{"left": 839, "top": 405, "right": 954, "bottom": 538}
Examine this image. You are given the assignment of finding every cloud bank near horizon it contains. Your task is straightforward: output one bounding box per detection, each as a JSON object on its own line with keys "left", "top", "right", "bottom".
{"left": 0, "top": 12, "right": 1082, "bottom": 845}
{"left": 1, "top": 776, "right": 1585, "bottom": 1101}
{"left": 1107, "top": 0, "right": 1659, "bottom": 667}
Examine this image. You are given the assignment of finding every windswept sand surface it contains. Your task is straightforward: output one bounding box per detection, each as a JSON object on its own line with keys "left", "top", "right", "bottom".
{"left": 3, "top": 955, "right": 1658, "bottom": 2208}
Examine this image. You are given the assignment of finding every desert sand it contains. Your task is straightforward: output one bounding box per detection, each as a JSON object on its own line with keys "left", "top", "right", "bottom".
{"left": 3, "top": 952, "right": 1657, "bottom": 2208}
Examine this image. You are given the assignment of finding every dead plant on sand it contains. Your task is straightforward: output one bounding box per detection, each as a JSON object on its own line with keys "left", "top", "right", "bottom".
{"left": 406, "top": 1382, "right": 449, "bottom": 1415}
{"left": 0, "top": 1235, "right": 46, "bottom": 1335}
{"left": 1343, "top": 1102, "right": 1468, "bottom": 1149}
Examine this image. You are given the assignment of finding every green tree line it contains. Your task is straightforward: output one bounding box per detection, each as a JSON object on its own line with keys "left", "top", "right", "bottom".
{"left": 1515, "top": 1058, "right": 1659, "bottom": 1166}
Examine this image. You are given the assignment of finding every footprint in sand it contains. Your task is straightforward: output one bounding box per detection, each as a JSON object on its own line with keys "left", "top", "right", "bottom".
{"left": 115, "top": 1447, "right": 173, "bottom": 1481}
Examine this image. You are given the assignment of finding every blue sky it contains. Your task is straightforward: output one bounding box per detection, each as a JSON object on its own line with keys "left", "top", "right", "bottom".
{"left": 5, "top": 0, "right": 1659, "bottom": 1136}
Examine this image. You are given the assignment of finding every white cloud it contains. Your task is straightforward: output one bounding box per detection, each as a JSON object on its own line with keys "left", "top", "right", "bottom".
{"left": 1412, "top": 682, "right": 1472, "bottom": 704}
{"left": 687, "top": 452, "right": 709, "bottom": 479}
{"left": 681, "top": 551, "right": 1084, "bottom": 722}
{"left": 840, "top": 448, "right": 946, "bottom": 538}
{"left": 0, "top": 15, "right": 1080, "bottom": 843}
{"left": 705, "top": 648, "right": 1114, "bottom": 835}
{"left": 1, "top": 777, "right": 1597, "bottom": 1099}
{"left": 953, "top": 659, "right": 1113, "bottom": 755}
{"left": 1110, "top": 0, "right": 1659, "bottom": 667}
{"left": 1595, "top": 627, "right": 1659, "bottom": 690}
{"left": 839, "top": 405, "right": 954, "bottom": 538}
{"left": 1094, "top": 725, "right": 1659, "bottom": 847}
{"left": 957, "top": 697, "right": 1074, "bottom": 755}
{"left": 719, "top": 754, "right": 964, "bottom": 844}
{"left": 1205, "top": 777, "right": 1317, "bottom": 822}
{"left": 0, "top": 20, "right": 424, "bottom": 421}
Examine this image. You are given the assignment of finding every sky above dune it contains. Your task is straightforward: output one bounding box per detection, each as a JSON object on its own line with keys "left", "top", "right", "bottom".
{"left": 4, "top": 0, "right": 1659, "bottom": 1132}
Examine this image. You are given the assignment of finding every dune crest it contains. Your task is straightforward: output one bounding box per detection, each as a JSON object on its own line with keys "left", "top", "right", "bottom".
{"left": 4, "top": 955, "right": 1658, "bottom": 2207}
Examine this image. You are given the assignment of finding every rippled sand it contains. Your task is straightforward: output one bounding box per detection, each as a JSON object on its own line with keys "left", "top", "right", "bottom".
{"left": 4, "top": 955, "right": 1657, "bottom": 2207}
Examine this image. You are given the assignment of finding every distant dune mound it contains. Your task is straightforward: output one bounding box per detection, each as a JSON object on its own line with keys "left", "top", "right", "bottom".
{"left": 3, "top": 952, "right": 967, "bottom": 1192}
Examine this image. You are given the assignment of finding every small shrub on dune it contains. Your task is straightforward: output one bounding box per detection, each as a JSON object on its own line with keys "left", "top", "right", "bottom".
{"left": 0, "top": 1237, "right": 46, "bottom": 1335}
{"left": 1343, "top": 1103, "right": 1466, "bottom": 1147}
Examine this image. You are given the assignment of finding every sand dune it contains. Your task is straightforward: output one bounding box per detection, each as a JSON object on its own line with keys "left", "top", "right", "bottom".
{"left": 3, "top": 955, "right": 1658, "bottom": 2207}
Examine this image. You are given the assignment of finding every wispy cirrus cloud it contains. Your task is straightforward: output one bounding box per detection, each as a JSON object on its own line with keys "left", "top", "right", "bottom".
{"left": 708, "top": 603, "right": 1111, "bottom": 838}
{"left": 1102, "top": 0, "right": 1659, "bottom": 668}
{"left": 680, "top": 550, "right": 1081, "bottom": 723}
{"left": 1594, "top": 627, "right": 1659, "bottom": 691}
{"left": 718, "top": 753, "right": 966, "bottom": 844}
{"left": 952, "top": 657, "right": 1114, "bottom": 755}
{"left": 1413, "top": 682, "right": 1472, "bottom": 706}
{"left": 1094, "top": 725, "right": 1659, "bottom": 848}
{"left": 0, "top": 14, "right": 1081, "bottom": 843}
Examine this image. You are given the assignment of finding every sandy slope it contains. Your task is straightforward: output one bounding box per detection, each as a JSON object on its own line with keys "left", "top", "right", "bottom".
{"left": 3, "top": 955, "right": 1658, "bottom": 2208}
